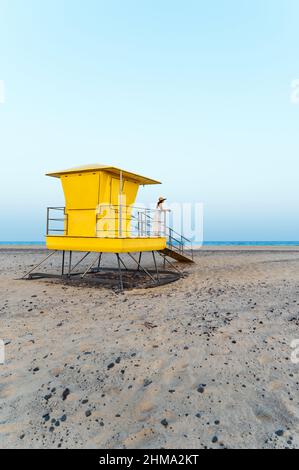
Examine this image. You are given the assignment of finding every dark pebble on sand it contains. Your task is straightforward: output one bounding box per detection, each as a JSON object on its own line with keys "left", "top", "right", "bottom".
{"left": 62, "top": 388, "right": 70, "bottom": 401}
{"left": 212, "top": 436, "right": 218, "bottom": 443}
{"left": 42, "top": 413, "right": 50, "bottom": 422}
{"left": 107, "top": 363, "right": 115, "bottom": 370}
{"left": 275, "top": 430, "right": 284, "bottom": 437}
{"left": 61, "top": 415, "right": 67, "bottom": 422}
{"left": 85, "top": 410, "right": 92, "bottom": 417}
{"left": 161, "top": 419, "right": 168, "bottom": 428}
{"left": 197, "top": 386, "right": 205, "bottom": 394}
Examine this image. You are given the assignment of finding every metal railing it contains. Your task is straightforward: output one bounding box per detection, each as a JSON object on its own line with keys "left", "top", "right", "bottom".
{"left": 46, "top": 205, "right": 194, "bottom": 260}
{"left": 142, "top": 210, "right": 194, "bottom": 260}
{"left": 46, "top": 207, "right": 68, "bottom": 235}
{"left": 167, "top": 227, "right": 194, "bottom": 261}
{"left": 95, "top": 205, "right": 167, "bottom": 238}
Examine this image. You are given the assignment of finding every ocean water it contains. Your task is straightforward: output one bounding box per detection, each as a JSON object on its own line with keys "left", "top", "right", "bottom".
{"left": 1, "top": 241, "right": 299, "bottom": 247}
{"left": 0, "top": 241, "right": 46, "bottom": 246}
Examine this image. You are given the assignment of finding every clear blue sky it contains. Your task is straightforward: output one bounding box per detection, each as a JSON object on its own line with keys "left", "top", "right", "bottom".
{"left": 0, "top": 0, "right": 299, "bottom": 241}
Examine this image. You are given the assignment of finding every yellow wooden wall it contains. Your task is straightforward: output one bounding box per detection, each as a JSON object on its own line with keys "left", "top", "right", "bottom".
{"left": 60, "top": 170, "right": 139, "bottom": 237}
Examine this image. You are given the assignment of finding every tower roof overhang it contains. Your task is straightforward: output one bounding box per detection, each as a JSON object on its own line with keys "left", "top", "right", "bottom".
{"left": 46, "top": 164, "right": 161, "bottom": 185}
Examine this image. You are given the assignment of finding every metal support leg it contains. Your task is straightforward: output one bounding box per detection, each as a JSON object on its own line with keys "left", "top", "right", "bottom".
{"left": 97, "top": 253, "right": 102, "bottom": 272}
{"left": 61, "top": 250, "right": 65, "bottom": 276}
{"left": 127, "top": 253, "right": 156, "bottom": 282}
{"left": 81, "top": 255, "right": 100, "bottom": 279}
{"left": 68, "top": 251, "right": 72, "bottom": 278}
{"left": 152, "top": 251, "right": 160, "bottom": 283}
{"left": 69, "top": 252, "right": 90, "bottom": 274}
{"left": 156, "top": 251, "right": 182, "bottom": 274}
{"left": 137, "top": 252, "right": 142, "bottom": 271}
{"left": 118, "top": 254, "right": 128, "bottom": 270}
{"left": 22, "top": 251, "right": 56, "bottom": 279}
{"left": 116, "top": 254, "right": 124, "bottom": 291}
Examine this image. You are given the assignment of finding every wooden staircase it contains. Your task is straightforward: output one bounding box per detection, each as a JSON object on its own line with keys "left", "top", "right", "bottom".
{"left": 138, "top": 211, "right": 195, "bottom": 264}
{"left": 160, "top": 228, "right": 194, "bottom": 263}
{"left": 160, "top": 247, "right": 194, "bottom": 263}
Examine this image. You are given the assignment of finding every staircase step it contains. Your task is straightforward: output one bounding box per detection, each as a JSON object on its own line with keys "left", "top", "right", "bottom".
{"left": 161, "top": 247, "right": 194, "bottom": 263}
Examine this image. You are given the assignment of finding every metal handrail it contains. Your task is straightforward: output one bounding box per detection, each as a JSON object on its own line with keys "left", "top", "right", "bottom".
{"left": 143, "top": 210, "right": 194, "bottom": 260}
{"left": 46, "top": 207, "right": 68, "bottom": 236}
{"left": 46, "top": 204, "right": 194, "bottom": 260}
{"left": 141, "top": 210, "right": 192, "bottom": 243}
{"left": 95, "top": 204, "right": 167, "bottom": 238}
{"left": 168, "top": 226, "right": 192, "bottom": 244}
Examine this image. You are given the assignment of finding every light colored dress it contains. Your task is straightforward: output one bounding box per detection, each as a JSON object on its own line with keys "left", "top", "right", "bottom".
{"left": 153, "top": 203, "right": 167, "bottom": 236}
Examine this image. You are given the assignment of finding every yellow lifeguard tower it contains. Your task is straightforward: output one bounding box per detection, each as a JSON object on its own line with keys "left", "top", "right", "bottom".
{"left": 45, "top": 164, "right": 167, "bottom": 254}
{"left": 23, "top": 164, "right": 194, "bottom": 290}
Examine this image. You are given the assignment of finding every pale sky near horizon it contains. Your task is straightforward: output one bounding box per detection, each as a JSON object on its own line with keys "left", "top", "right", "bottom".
{"left": 1, "top": 0, "right": 299, "bottom": 241}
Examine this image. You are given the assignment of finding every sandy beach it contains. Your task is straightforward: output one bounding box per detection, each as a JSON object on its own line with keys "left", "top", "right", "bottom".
{"left": 1, "top": 246, "right": 299, "bottom": 449}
